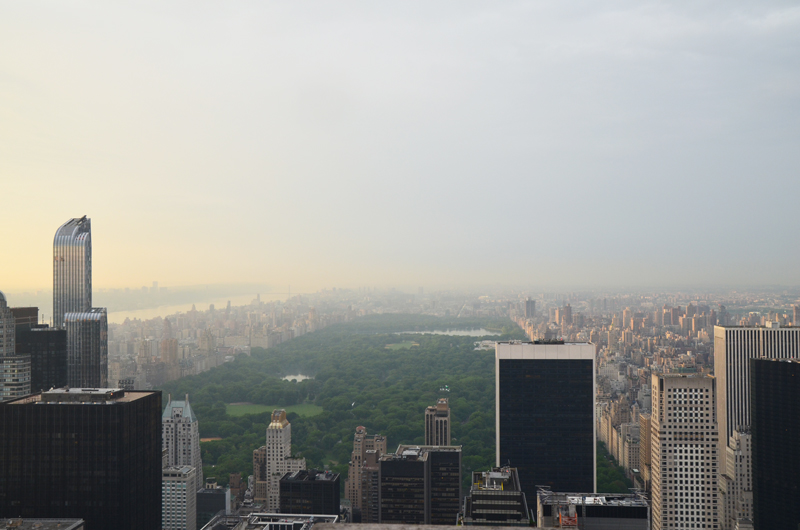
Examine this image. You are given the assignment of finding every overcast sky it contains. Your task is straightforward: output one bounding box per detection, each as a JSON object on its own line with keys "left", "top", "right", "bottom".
{"left": 2, "top": 1, "right": 799, "bottom": 293}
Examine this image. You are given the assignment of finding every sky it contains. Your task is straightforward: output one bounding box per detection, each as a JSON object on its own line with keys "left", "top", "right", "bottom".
{"left": 2, "top": 1, "right": 800, "bottom": 293}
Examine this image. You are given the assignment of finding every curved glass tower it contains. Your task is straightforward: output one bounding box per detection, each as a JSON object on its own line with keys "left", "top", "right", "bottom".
{"left": 53, "top": 216, "right": 91, "bottom": 329}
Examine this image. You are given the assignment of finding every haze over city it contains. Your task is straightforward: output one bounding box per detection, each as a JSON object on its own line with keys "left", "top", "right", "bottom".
{"left": 3, "top": 1, "right": 800, "bottom": 293}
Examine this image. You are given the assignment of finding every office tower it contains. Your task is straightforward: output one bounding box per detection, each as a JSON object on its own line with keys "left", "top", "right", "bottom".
{"left": 713, "top": 325, "right": 800, "bottom": 469}
{"left": 64, "top": 308, "right": 108, "bottom": 387}
{"left": 379, "top": 445, "right": 461, "bottom": 525}
{"left": 162, "top": 465, "right": 197, "bottom": 530}
{"left": 253, "top": 409, "right": 306, "bottom": 511}
{"left": 0, "top": 292, "right": 15, "bottom": 357}
{"left": 13, "top": 307, "right": 68, "bottom": 392}
{"left": 196, "top": 483, "right": 231, "bottom": 529}
{"left": 360, "top": 450, "right": 380, "bottom": 523}
{"left": 495, "top": 341, "right": 596, "bottom": 498}
{"left": 750, "top": 358, "right": 800, "bottom": 530}
{"left": 0, "top": 388, "right": 161, "bottom": 530}
{"left": 719, "top": 431, "right": 752, "bottom": 530}
{"left": 279, "top": 470, "right": 340, "bottom": 515}
{"left": 525, "top": 298, "right": 535, "bottom": 319}
{"left": 163, "top": 394, "right": 204, "bottom": 493}
{"left": 425, "top": 397, "right": 451, "bottom": 446}
{"left": 0, "top": 293, "right": 31, "bottom": 401}
{"left": 650, "top": 374, "right": 720, "bottom": 530}
{"left": 53, "top": 216, "right": 92, "bottom": 329}
{"left": 535, "top": 489, "right": 649, "bottom": 529}
{"left": 345, "top": 426, "right": 387, "bottom": 519}
{"left": 460, "top": 467, "right": 531, "bottom": 526}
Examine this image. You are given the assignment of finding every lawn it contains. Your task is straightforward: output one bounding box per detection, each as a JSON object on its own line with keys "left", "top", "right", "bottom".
{"left": 385, "top": 341, "right": 419, "bottom": 350}
{"left": 225, "top": 402, "right": 323, "bottom": 417}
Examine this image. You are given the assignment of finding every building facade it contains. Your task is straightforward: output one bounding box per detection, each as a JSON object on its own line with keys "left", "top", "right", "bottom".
{"left": 0, "top": 292, "right": 30, "bottom": 402}
{"left": 713, "top": 325, "right": 800, "bottom": 469}
{"left": 379, "top": 445, "right": 462, "bottom": 525}
{"left": 0, "top": 292, "right": 15, "bottom": 357}
{"left": 0, "top": 388, "right": 162, "bottom": 530}
{"left": 425, "top": 397, "right": 451, "bottom": 446}
{"left": 163, "top": 394, "right": 204, "bottom": 493}
{"left": 750, "top": 358, "right": 800, "bottom": 530}
{"left": 279, "top": 469, "right": 340, "bottom": 515}
{"left": 460, "top": 467, "right": 530, "bottom": 526}
{"left": 15, "top": 324, "right": 67, "bottom": 393}
{"left": 53, "top": 216, "right": 92, "bottom": 330}
{"left": 495, "top": 341, "right": 596, "bottom": 498}
{"left": 162, "top": 465, "right": 197, "bottom": 530}
{"left": 719, "top": 431, "right": 752, "bottom": 530}
{"left": 253, "top": 409, "right": 306, "bottom": 511}
{"left": 650, "top": 374, "right": 720, "bottom": 530}
{"left": 64, "top": 308, "right": 108, "bottom": 388}
{"left": 535, "top": 489, "right": 649, "bottom": 529}
{"left": 344, "top": 426, "right": 387, "bottom": 520}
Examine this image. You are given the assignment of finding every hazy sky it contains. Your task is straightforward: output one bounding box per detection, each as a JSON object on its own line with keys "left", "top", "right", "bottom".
{"left": 2, "top": 1, "right": 800, "bottom": 293}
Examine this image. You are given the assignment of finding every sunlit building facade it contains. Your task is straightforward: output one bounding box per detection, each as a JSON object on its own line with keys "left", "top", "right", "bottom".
{"left": 53, "top": 216, "right": 92, "bottom": 329}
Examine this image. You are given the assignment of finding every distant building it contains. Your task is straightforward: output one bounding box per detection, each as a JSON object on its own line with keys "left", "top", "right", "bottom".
{"left": 163, "top": 394, "right": 204, "bottom": 493}
{"left": 163, "top": 465, "right": 198, "bottom": 530}
{"left": 379, "top": 445, "right": 462, "bottom": 525}
{"left": 253, "top": 410, "right": 306, "bottom": 511}
{"left": 650, "top": 374, "right": 720, "bottom": 530}
{"left": 460, "top": 467, "right": 530, "bottom": 526}
{"left": 279, "top": 469, "right": 340, "bottom": 515}
{"left": 344, "top": 426, "right": 387, "bottom": 521}
{"left": 535, "top": 489, "right": 649, "bottom": 529}
{"left": 425, "top": 397, "right": 451, "bottom": 446}
{"left": 360, "top": 449, "right": 381, "bottom": 523}
{"left": 750, "top": 358, "right": 800, "bottom": 530}
{"left": 0, "top": 388, "right": 162, "bottom": 530}
{"left": 525, "top": 299, "right": 536, "bottom": 319}
{"left": 0, "top": 292, "right": 30, "bottom": 402}
{"left": 64, "top": 308, "right": 108, "bottom": 387}
{"left": 53, "top": 216, "right": 92, "bottom": 329}
{"left": 495, "top": 341, "right": 596, "bottom": 498}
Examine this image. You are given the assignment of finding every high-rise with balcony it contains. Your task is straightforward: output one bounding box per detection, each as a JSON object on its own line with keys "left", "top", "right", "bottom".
{"left": 53, "top": 216, "right": 92, "bottom": 329}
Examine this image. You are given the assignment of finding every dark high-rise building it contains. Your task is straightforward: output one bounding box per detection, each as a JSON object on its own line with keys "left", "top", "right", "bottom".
{"left": 750, "top": 358, "right": 800, "bottom": 530}
{"left": 0, "top": 388, "right": 162, "bottom": 530}
{"left": 13, "top": 307, "right": 67, "bottom": 392}
{"left": 495, "top": 341, "right": 596, "bottom": 499}
{"left": 53, "top": 216, "right": 92, "bottom": 330}
{"left": 279, "top": 469, "right": 341, "bottom": 515}
{"left": 379, "top": 445, "right": 462, "bottom": 525}
{"left": 713, "top": 325, "right": 800, "bottom": 469}
{"left": 425, "top": 397, "right": 451, "bottom": 446}
{"left": 525, "top": 298, "right": 536, "bottom": 319}
{"left": 64, "top": 308, "right": 108, "bottom": 388}
{"left": 0, "top": 293, "right": 30, "bottom": 401}
{"left": 460, "top": 467, "right": 530, "bottom": 526}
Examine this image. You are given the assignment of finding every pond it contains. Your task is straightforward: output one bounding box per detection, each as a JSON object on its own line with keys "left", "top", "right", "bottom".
{"left": 398, "top": 328, "right": 500, "bottom": 337}
{"left": 282, "top": 374, "right": 313, "bottom": 381}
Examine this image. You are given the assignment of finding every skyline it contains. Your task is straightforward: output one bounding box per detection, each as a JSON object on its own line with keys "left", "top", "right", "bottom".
{"left": 3, "top": 1, "right": 800, "bottom": 291}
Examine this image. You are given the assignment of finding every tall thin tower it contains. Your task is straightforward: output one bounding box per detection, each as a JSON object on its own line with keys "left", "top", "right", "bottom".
{"left": 53, "top": 216, "right": 92, "bottom": 329}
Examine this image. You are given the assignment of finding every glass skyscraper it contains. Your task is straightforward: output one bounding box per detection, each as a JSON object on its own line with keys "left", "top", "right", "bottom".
{"left": 495, "top": 341, "right": 596, "bottom": 498}
{"left": 65, "top": 308, "right": 108, "bottom": 388}
{"left": 53, "top": 216, "right": 92, "bottom": 329}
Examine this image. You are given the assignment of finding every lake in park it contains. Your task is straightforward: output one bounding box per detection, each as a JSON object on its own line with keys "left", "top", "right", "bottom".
{"left": 398, "top": 328, "right": 499, "bottom": 337}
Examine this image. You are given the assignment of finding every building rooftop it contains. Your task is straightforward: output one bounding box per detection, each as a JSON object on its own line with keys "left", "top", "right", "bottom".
{"left": 5, "top": 388, "right": 156, "bottom": 405}
{"left": 0, "top": 519, "right": 84, "bottom": 530}
{"left": 282, "top": 470, "right": 339, "bottom": 482}
{"left": 536, "top": 489, "right": 648, "bottom": 508}
{"left": 470, "top": 467, "right": 523, "bottom": 492}
{"left": 201, "top": 513, "right": 337, "bottom": 530}
{"left": 163, "top": 394, "right": 198, "bottom": 422}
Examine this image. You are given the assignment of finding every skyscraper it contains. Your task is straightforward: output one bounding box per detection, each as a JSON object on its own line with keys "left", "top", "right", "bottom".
{"left": 162, "top": 465, "right": 197, "bottom": 530}
{"left": 713, "top": 325, "right": 800, "bottom": 469}
{"left": 53, "top": 216, "right": 92, "bottom": 329}
{"left": 253, "top": 409, "right": 306, "bottom": 511}
{"left": 750, "top": 358, "right": 800, "bottom": 530}
{"left": 162, "top": 394, "right": 204, "bottom": 493}
{"left": 0, "top": 292, "right": 31, "bottom": 401}
{"left": 425, "top": 397, "right": 451, "bottom": 446}
{"left": 525, "top": 298, "right": 535, "bottom": 319}
{"left": 64, "top": 308, "right": 108, "bottom": 387}
{"left": 0, "top": 388, "right": 162, "bottom": 530}
{"left": 495, "top": 341, "right": 596, "bottom": 498}
{"left": 345, "top": 426, "right": 387, "bottom": 521}
{"left": 650, "top": 374, "right": 720, "bottom": 530}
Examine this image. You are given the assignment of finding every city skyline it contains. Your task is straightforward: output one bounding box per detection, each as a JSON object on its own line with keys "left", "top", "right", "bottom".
{"left": 3, "top": 2, "right": 800, "bottom": 292}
